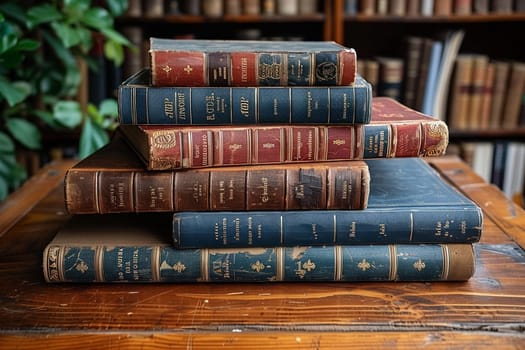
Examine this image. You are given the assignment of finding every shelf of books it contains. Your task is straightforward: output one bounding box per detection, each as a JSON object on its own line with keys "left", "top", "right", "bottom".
{"left": 330, "top": 0, "right": 525, "bottom": 205}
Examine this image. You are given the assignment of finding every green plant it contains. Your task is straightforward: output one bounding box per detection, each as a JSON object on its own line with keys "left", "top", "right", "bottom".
{"left": 0, "top": 0, "right": 131, "bottom": 200}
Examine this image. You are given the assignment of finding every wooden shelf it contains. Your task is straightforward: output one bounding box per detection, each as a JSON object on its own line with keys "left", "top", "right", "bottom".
{"left": 343, "top": 13, "right": 525, "bottom": 23}
{"left": 119, "top": 13, "right": 326, "bottom": 24}
{"left": 449, "top": 128, "right": 525, "bottom": 142}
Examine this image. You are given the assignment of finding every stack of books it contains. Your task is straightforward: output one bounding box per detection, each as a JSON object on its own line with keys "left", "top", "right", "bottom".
{"left": 43, "top": 38, "right": 483, "bottom": 283}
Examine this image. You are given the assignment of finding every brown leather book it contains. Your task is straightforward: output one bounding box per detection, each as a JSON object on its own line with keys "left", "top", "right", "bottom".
{"left": 65, "top": 135, "right": 370, "bottom": 214}
{"left": 118, "top": 97, "right": 449, "bottom": 171}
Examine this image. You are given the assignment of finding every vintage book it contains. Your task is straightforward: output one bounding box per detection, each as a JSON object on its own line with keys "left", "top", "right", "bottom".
{"left": 488, "top": 60, "right": 511, "bottom": 128}
{"left": 389, "top": 0, "right": 407, "bottom": 15}
{"left": 64, "top": 135, "right": 370, "bottom": 214}
{"left": 448, "top": 54, "right": 474, "bottom": 130}
{"left": 453, "top": 0, "right": 472, "bottom": 14}
{"left": 376, "top": 57, "right": 404, "bottom": 102}
{"left": 118, "top": 68, "right": 372, "bottom": 125}
{"left": 119, "top": 97, "right": 449, "bottom": 170}
{"left": 478, "top": 62, "right": 495, "bottom": 129}
{"left": 434, "top": 0, "right": 453, "bottom": 15}
{"left": 414, "top": 38, "right": 434, "bottom": 111}
{"left": 421, "top": 0, "right": 435, "bottom": 15}
{"left": 431, "top": 30, "right": 465, "bottom": 120}
{"left": 172, "top": 157, "right": 483, "bottom": 248}
{"left": 43, "top": 213, "right": 476, "bottom": 283}
{"left": 402, "top": 36, "right": 424, "bottom": 108}
{"left": 149, "top": 38, "right": 357, "bottom": 87}
{"left": 467, "top": 55, "right": 489, "bottom": 128}
{"left": 502, "top": 61, "right": 525, "bottom": 128}
{"left": 421, "top": 40, "right": 443, "bottom": 115}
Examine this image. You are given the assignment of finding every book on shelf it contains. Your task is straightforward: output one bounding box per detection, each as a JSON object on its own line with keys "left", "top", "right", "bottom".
{"left": 489, "top": 60, "right": 511, "bottom": 129}
{"left": 148, "top": 38, "right": 357, "bottom": 87}
{"left": 172, "top": 157, "right": 483, "bottom": 249}
{"left": 447, "top": 54, "right": 474, "bottom": 130}
{"left": 118, "top": 97, "right": 449, "bottom": 171}
{"left": 64, "top": 134, "right": 371, "bottom": 214}
{"left": 118, "top": 68, "right": 372, "bottom": 125}
{"left": 43, "top": 213, "right": 476, "bottom": 283}
{"left": 502, "top": 61, "right": 525, "bottom": 129}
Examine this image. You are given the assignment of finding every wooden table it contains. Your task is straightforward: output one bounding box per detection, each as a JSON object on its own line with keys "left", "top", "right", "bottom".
{"left": 0, "top": 156, "right": 524, "bottom": 349}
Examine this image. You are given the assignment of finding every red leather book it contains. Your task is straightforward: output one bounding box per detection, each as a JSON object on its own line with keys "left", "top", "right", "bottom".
{"left": 149, "top": 38, "right": 357, "bottom": 87}
{"left": 119, "top": 97, "right": 449, "bottom": 170}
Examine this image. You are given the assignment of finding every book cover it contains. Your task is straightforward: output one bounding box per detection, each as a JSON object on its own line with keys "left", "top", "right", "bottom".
{"left": 172, "top": 157, "right": 483, "bottom": 248}
{"left": 43, "top": 213, "right": 476, "bottom": 283}
{"left": 118, "top": 68, "right": 372, "bottom": 125}
{"left": 149, "top": 38, "right": 357, "bottom": 87}
{"left": 64, "top": 134, "right": 370, "bottom": 214}
{"left": 118, "top": 97, "right": 449, "bottom": 170}
{"left": 447, "top": 54, "right": 474, "bottom": 130}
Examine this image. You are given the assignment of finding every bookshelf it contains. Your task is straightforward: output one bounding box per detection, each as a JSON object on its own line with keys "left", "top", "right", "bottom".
{"left": 331, "top": 0, "right": 525, "bottom": 204}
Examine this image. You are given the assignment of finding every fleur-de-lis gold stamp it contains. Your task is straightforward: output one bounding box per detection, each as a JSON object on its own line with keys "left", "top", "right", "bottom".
{"left": 413, "top": 259, "right": 426, "bottom": 271}
{"left": 184, "top": 65, "right": 193, "bottom": 74}
{"left": 163, "top": 65, "right": 172, "bottom": 74}
{"left": 75, "top": 260, "right": 89, "bottom": 273}
{"left": 172, "top": 262, "right": 186, "bottom": 273}
{"left": 251, "top": 260, "right": 266, "bottom": 272}
{"left": 302, "top": 259, "right": 316, "bottom": 272}
{"left": 357, "top": 258, "right": 371, "bottom": 271}
{"left": 332, "top": 139, "right": 346, "bottom": 146}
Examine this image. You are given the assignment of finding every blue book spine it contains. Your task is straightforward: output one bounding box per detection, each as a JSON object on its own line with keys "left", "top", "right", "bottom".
{"left": 46, "top": 243, "right": 473, "bottom": 282}
{"left": 172, "top": 206, "right": 482, "bottom": 249}
{"left": 118, "top": 77, "right": 372, "bottom": 125}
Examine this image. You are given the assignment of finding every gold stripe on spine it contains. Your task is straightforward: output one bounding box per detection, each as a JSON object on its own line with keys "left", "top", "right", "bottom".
{"left": 58, "top": 246, "right": 65, "bottom": 282}
{"left": 145, "top": 86, "right": 149, "bottom": 124}
{"left": 95, "top": 246, "right": 105, "bottom": 282}
{"left": 389, "top": 124, "right": 396, "bottom": 158}
{"left": 335, "top": 246, "right": 342, "bottom": 281}
{"left": 441, "top": 244, "right": 450, "bottom": 280}
{"left": 333, "top": 214, "right": 337, "bottom": 243}
{"left": 152, "top": 246, "right": 161, "bottom": 282}
{"left": 309, "top": 53, "right": 315, "bottom": 85}
{"left": 94, "top": 171, "right": 100, "bottom": 213}
{"left": 131, "top": 171, "right": 137, "bottom": 212}
{"left": 276, "top": 247, "right": 284, "bottom": 281}
{"left": 409, "top": 212, "right": 414, "bottom": 242}
{"left": 389, "top": 245, "right": 397, "bottom": 281}
{"left": 322, "top": 126, "right": 329, "bottom": 160}
{"left": 280, "top": 215, "right": 284, "bottom": 244}
{"left": 187, "top": 131, "right": 193, "bottom": 167}
{"left": 201, "top": 248, "right": 209, "bottom": 281}
{"left": 131, "top": 87, "right": 137, "bottom": 124}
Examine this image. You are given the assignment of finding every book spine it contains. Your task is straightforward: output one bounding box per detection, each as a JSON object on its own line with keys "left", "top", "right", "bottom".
{"left": 118, "top": 83, "right": 372, "bottom": 125}
{"left": 64, "top": 163, "right": 370, "bottom": 214}
{"left": 129, "top": 118, "right": 448, "bottom": 170}
{"left": 43, "top": 243, "right": 475, "bottom": 283}
{"left": 172, "top": 207, "right": 482, "bottom": 248}
{"left": 150, "top": 49, "right": 356, "bottom": 87}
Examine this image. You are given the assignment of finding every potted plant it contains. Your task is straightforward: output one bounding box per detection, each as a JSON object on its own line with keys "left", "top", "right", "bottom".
{"left": 0, "top": 0, "right": 132, "bottom": 200}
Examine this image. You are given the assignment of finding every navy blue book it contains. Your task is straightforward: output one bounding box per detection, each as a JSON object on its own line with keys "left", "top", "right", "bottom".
{"left": 172, "top": 158, "right": 483, "bottom": 248}
{"left": 118, "top": 68, "right": 372, "bottom": 125}
{"left": 43, "top": 213, "right": 475, "bottom": 283}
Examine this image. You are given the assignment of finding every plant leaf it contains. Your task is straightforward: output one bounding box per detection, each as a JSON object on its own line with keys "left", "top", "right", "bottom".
{"left": 53, "top": 100, "right": 83, "bottom": 128}
{"left": 100, "top": 27, "right": 132, "bottom": 46}
{"left": 104, "top": 39, "right": 124, "bottom": 65}
{"left": 6, "top": 118, "right": 41, "bottom": 150}
{"left": 99, "top": 99, "right": 118, "bottom": 117}
{"left": 0, "top": 78, "right": 31, "bottom": 106}
{"left": 79, "top": 118, "right": 109, "bottom": 159}
{"left": 27, "top": 4, "right": 62, "bottom": 27}
{"left": 106, "top": 0, "right": 129, "bottom": 16}
{"left": 81, "top": 8, "right": 113, "bottom": 29}
{"left": 50, "top": 21, "right": 82, "bottom": 48}
{"left": 0, "top": 131, "right": 15, "bottom": 153}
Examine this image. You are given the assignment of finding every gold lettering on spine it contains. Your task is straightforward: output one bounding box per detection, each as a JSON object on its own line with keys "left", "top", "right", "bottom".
{"left": 176, "top": 93, "right": 186, "bottom": 120}
{"left": 247, "top": 216, "right": 253, "bottom": 245}
{"left": 260, "top": 176, "right": 269, "bottom": 203}
{"left": 222, "top": 217, "right": 228, "bottom": 245}
{"left": 117, "top": 248, "right": 124, "bottom": 280}
{"left": 239, "top": 96, "right": 250, "bottom": 118}
{"left": 132, "top": 249, "right": 140, "bottom": 281}
{"left": 164, "top": 97, "right": 174, "bottom": 118}
{"left": 240, "top": 57, "right": 248, "bottom": 83}
{"left": 234, "top": 217, "right": 241, "bottom": 241}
